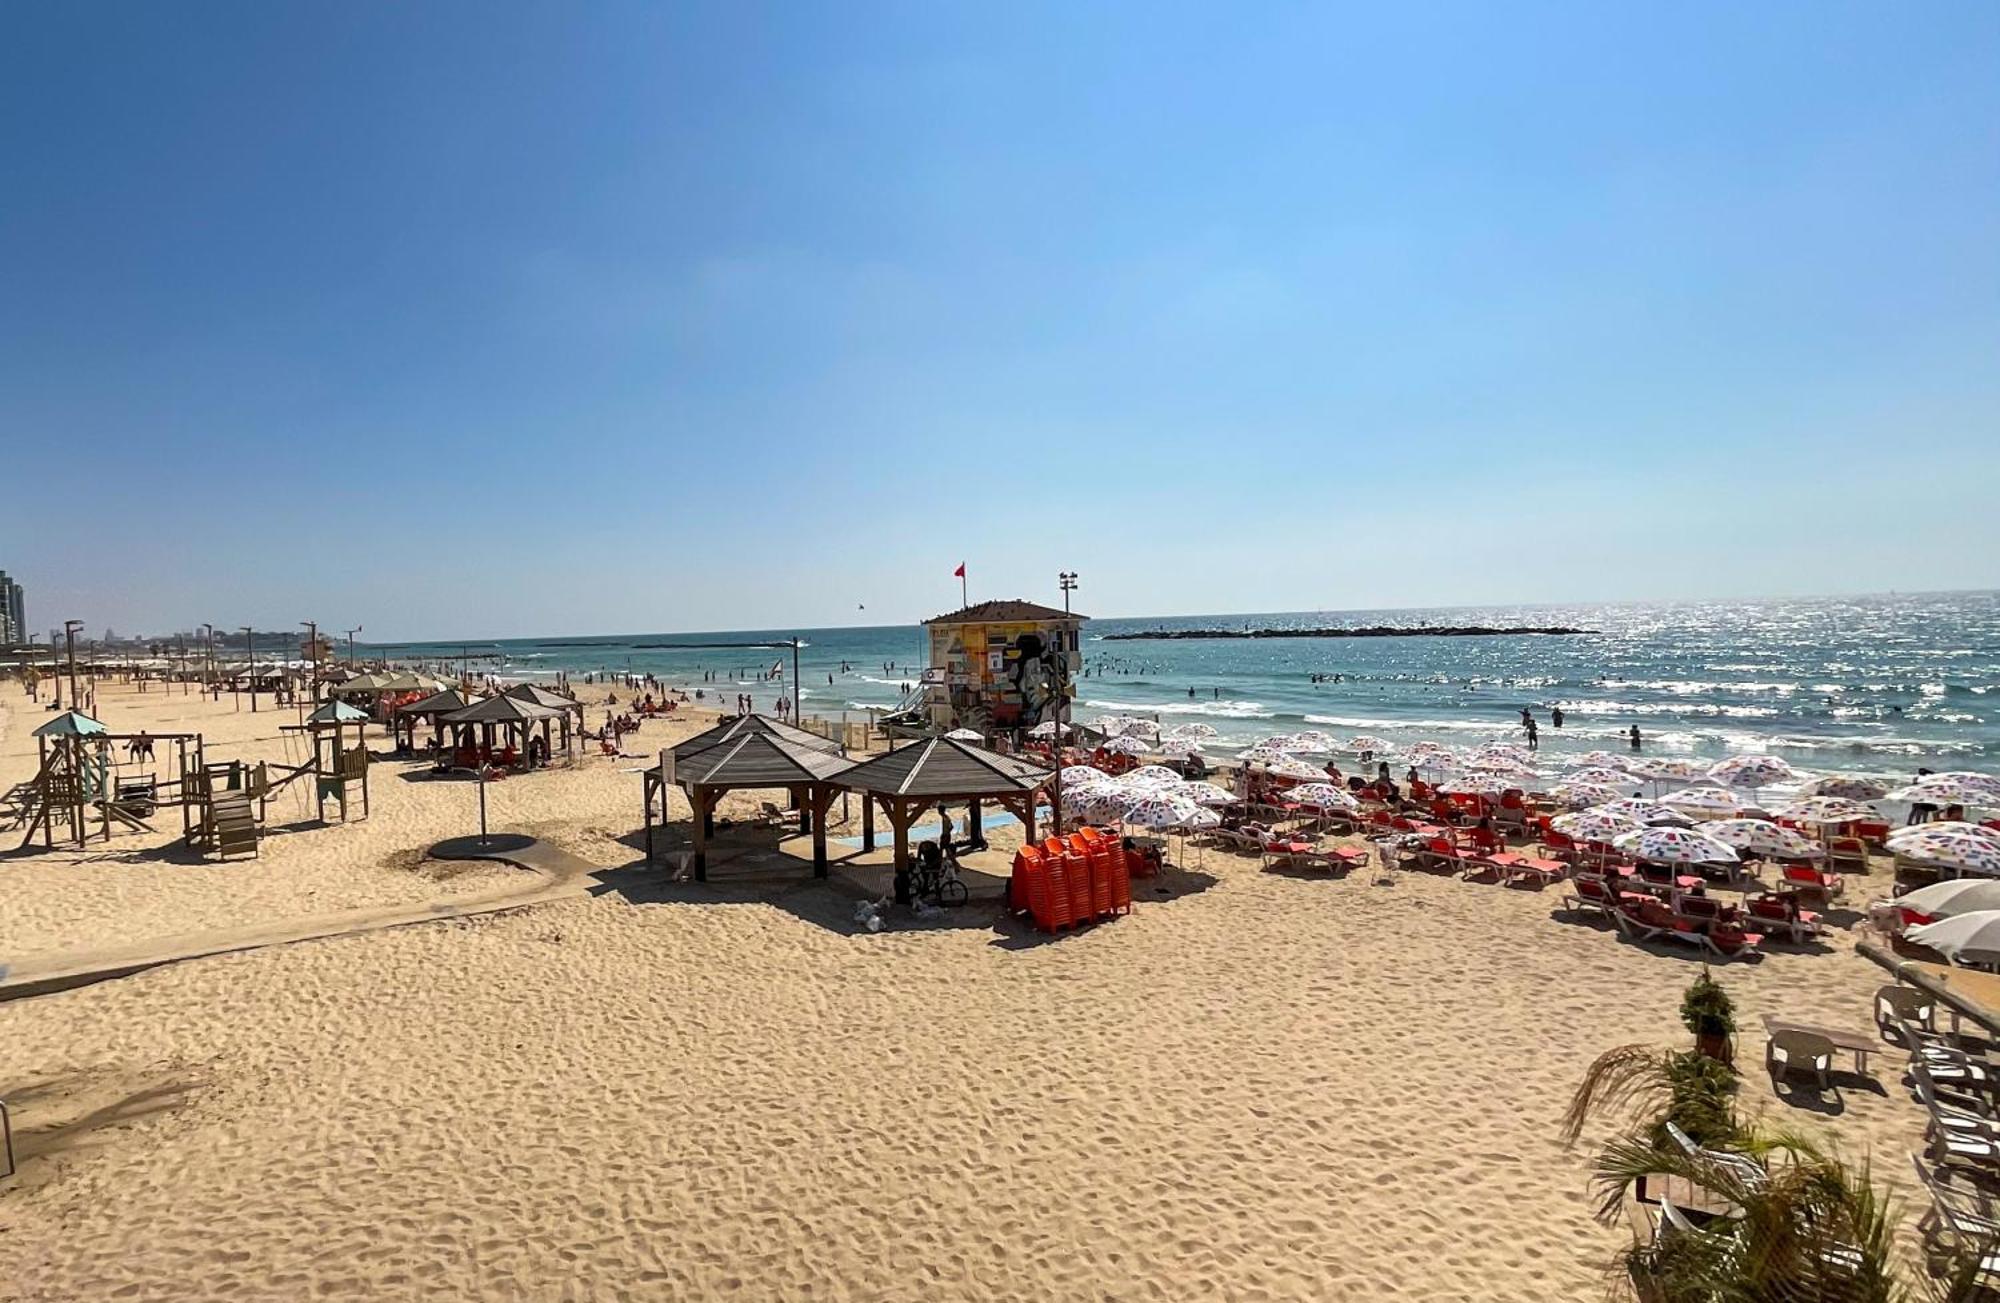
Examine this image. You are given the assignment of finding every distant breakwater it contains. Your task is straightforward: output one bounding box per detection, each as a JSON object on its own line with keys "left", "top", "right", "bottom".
{"left": 1103, "top": 625, "right": 1594, "bottom": 642}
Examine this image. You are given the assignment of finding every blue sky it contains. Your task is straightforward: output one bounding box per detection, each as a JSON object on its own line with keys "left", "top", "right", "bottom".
{"left": 3, "top": 2, "right": 1995, "bottom": 639}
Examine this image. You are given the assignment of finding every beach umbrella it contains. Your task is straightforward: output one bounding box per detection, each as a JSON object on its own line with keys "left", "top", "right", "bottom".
{"left": 1907, "top": 911, "right": 2000, "bottom": 966}
{"left": 1288, "top": 729, "right": 1337, "bottom": 752}
{"left": 1771, "top": 796, "right": 1877, "bottom": 826}
{"left": 1076, "top": 789, "right": 1136, "bottom": 826}
{"left": 1237, "top": 743, "right": 1298, "bottom": 765}
{"left": 1125, "top": 765, "right": 1185, "bottom": 788}
{"left": 1925, "top": 772, "right": 2000, "bottom": 798}
{"left": 1180, "top": 781, "right": 1239, "bottom": 807}
{"left": 1626, "top": 757, "right": 1709, "bottom": 784}
{"left": 944, "top": 728, "right": 984, "bottom": 742}
{"left": 1158, "top": 738, "right": 1206, "bottom": 757}
{"left": 1572, "top": 750, "right": 1628, "bottom": 770}
{"left": 1891, "top": 828, "right": 2000, "bottom": 877}
{"left": 1612, "top": 826, "right": 1740, "bottom": 866}
{"left": 1286, "top": 783, "right": 1362, "bottom": 812}
{"left": 1178, "top": 806, "right": 1221, "bottom": 831}
{"left": 1123, "top": 792, "right": 1202, "bottom": 830}
{"left": 1551, "top": 809, "right": 1646, "bottom": 844}
{"left": 1889, "top": 779, "right": 2000, "bottom": 809}
{"left": 1473, "top": 743, "right": 1533, "bottom": 764}
{"left": 1660, "top": 786, "right": 1746, "bottom": 819}
{"left": 1027, "top": 720, "right": 1075, "bottom": 739}
{"left": 1891, "top": 878, "right": 2000, "bottom": 921}
{"left": 1550, "top": 781, "right": 1626, "bottom": 810}
{"left": 1564, "top": 766, "right": 1635, "bottom": 787}
{"left": 1442, "top": 772, "right": 1515, "bottom": 797}
{"left": 1703, "top": 818, "right": 1824, "bottom": 859}
{"left": 1163, "top": 722, "right": 1219, "bottom": 741}
{"left": 1466, "top": 752, "right": 1537, "bottom": 774}
{"left": 1060, "top": 764, "right": 1112, "bottom": 787}
{"left": 1592, "top": 797, "right": 1684, "bottom": 825}
{"left": 1347, "top": 735, "right": 1394, "bottom": 756}
{"left": 1888, "top": 822, "right": 2000, "bottom": 850}
{"left": 1100, "top": 735, "right": 1150, "bottom": 756}
{"left": 1707, "top": 755, "right": 1802, "bottom": 791}
{"left": 1800, "top": 774, "right": 1891, "bottom": 801}
{"left": 1405, "top": 741, "right": 1457, "bottom": 764}
{"left": 1261, "top": 756, "right": 1329, "bottom": 781}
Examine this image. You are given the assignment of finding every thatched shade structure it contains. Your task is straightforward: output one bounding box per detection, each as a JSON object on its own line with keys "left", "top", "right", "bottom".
{"left": 642, "top": 714, "right": 854, "bottom": 879}
{"left": 838, "top": 737, "right": 1052, "bottom": 897}
{"left": 504, "top": 682, "right": 584, "bottom": 714}
{"left": 440, "top": 693, "right": 568, "bottom": 769}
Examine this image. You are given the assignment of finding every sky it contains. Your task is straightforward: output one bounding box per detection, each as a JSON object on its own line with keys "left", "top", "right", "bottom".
{"left": 2, "top": 2, "right": 1996, "bottom": 641}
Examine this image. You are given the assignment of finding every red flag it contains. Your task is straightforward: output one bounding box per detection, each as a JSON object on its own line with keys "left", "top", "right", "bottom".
{"left": 953, "top": 562, "right": 965, "bottom": 578}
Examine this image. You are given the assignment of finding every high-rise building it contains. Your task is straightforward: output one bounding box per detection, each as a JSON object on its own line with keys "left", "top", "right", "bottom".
{"left": 0, "top": 571, "right": 25, "bottom": 645}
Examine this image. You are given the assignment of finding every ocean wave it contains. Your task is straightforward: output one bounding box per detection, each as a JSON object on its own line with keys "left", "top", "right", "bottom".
{"left": 1555, "top": 700, "right": 1782, "bottom": 719}
{"left": 1302, "top": 714, "right": 1514, "bottom": 735}
{"left": 1082, "top": 698, "right": 1275, "bottom": 719}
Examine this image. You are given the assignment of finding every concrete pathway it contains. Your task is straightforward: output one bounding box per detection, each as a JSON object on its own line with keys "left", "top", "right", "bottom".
{"left": 0, "top": 834, "right": 601, "bottom": 1002}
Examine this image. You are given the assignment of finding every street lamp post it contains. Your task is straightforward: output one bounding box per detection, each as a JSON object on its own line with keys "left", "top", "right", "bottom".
{"left": 1051, "top": 572, "right": 1079, "bottom": 836}
{"left": 344, "top": 626, "right": 361, "bottom": 668}
{"left": 63, "top": 620, "right": 82, "bottom": 713}
{"left": 300, "top": 620, "right": 318, "bottom": 724}
{"left": 241, "top": 626, "right": 256, "bottom": 712}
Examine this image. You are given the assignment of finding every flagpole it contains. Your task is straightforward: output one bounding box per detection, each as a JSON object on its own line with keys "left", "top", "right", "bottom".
{"left": 960, "top": 568, "right": 967, "bottom": 608}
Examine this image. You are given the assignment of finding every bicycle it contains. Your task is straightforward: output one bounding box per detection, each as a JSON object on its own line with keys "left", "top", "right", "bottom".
{"left": 910, "top": 840, "right": 970, "bottom": 907}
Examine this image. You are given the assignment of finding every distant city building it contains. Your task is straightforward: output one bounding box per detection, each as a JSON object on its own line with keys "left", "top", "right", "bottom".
{"left": 0, "top": 570, "right": 23, "bottom": 644}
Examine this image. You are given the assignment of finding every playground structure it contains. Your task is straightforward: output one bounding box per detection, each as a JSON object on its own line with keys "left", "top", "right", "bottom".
{"left": 7, "top": 702, "right": 372, "bottom": 860}
{"left": 9, "top": 711, "right": 206, "bottom": 851}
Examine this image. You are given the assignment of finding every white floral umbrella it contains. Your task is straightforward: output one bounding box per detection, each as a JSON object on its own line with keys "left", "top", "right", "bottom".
{"left": 1405, "top": 740, "right": 1457, "bottom": 764}
{"left": 1237, "top": 743, "right": 1299, "bottom": 765}
{"left": 1125, "top": 765, "right": 1185, "bottom": 788}
{"left": 1027, "top": 720, "right": 1075, "bottom": 739}
{"left": 1474, "top": 743, "right": 1533, "bottom": 765}
{"left": 1660, "top": 786, "right": 1746, "bottom": 819}
{"left": 1347, "top": 735, "right": 1394, "bottom": 756}
{"left": 1286, "top": 783, "right": 1362, "bottom": 812}
{"left": 1158, "top": 738, "right": 1206, "bottom": 758}
{"left": 1892, "top": 828, "right": 2000, "bottom": 876}
{"left": 1551, "top": 781, "right": 1625, "bottom": 810}
{"left": 1703, "top": 818, "right": 1824, "bottom": 859}
{"left": 1626, "top": 757, "right": 1708, "bottom": 783}
{"left": 1466, "top": 752, "right": 1536, "bottom": 774}
{"left": 1262, "top": 756, "right": 1329, "bottom": 781}
{"left": 1100, "top": 735, "right": 1150, "bottom": 756}
{"left": 1772, "top": 796, "right": 1877, "bottom": 826}
{"left": 1180, "top": 781, "right": 1238, "bottom": 807}
{"left": 1708, "top": 755, "right": 1803, "bottom": 791}
{"left": 1060, "top": 764, "right": 1113, "bottom": 787}
{"left": 1123, "top": 792, "right": 1202, "bottom": 829}
{"left": 945, "top": 728, "right": 984, "bottom": 742}
{"left": 1076, "top": 788, "right": 1136, "bottom": 826}
{"left": 1801, "top": 774, "right": 1890, "bottom": 801}
{"left": 1572, "top": 750, "right": 1628, "bottom": 770}
{"left": 1288, "top": 729, "right": 1337, "bottom": 752}
{"left": 1443, "top": 772, "right": 1515, "bottom": 797}
{"left": 1593, "top": 797, "right": 1684, "bottom": 825}
{"left": 1613, "top": 826, "right": 1740, "bottom": 865}
{"left": 1889, "top": 779, "right": 2000, "bottom": 809}
{"left": 1550, "top": 809, "right": 1645, "bottom": 843}
{"left": 1163, "top": 722, "right": 1219, "bottom": 741}
{"left": 1888, "top": 822, "right": 2000, "bottom": 850}
{"left": 1926, "top": 772, "right": 2000, "bottom": 798}
{"left": 1565, "top": 766, "right": 1635, "bottom": 787}
{"left": 1178, "top": 806, "right": 1221, "bottom": 831}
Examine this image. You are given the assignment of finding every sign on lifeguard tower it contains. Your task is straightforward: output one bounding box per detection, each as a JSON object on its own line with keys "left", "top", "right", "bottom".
{"left": 919, "top": 599, "right": 1085, "bottom": 735}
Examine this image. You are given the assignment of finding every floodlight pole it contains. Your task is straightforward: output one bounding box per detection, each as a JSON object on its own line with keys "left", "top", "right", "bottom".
{"left": 63, "top": 620, "right": 82, "bottom": 711}
{"left": 242, "top": 627, "right": 256, "bottom": 712}
{"left": 1052, "top": 571, "right": 1079, "bottom": 837}
{"left": 793, "top": 638, "right": 802, "bottom": 725}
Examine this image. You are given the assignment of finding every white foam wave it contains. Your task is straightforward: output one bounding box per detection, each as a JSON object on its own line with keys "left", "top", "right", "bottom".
{"left": 1082, "top": 698, "right": 1275, "bottom": 719}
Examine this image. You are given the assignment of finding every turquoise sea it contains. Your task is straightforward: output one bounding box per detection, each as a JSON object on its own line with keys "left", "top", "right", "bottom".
{"left": 369, "top": 592, "right": 2000, "bottom": 779}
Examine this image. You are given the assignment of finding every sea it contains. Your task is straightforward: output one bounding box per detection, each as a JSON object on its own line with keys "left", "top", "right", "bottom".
{"left": 368, "top": 592, "right": 2000, "bottom": 780}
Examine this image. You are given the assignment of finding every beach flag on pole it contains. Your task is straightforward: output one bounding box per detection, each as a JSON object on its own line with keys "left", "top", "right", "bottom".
{"left": 954, "top": 562, "right": 966, "bottom": 606}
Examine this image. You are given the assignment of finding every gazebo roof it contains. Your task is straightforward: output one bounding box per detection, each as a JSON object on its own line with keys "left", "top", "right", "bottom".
{"left": 306, "top": 700, "right": 370, "bottom": 726}
{"left": 504, "top": 683, "right": 582, "bottom": 712}
{"left": 443, "top": 694, "right": 567, "bottom": 725}
{"left": 840, "top": 737, "right": 1051, "bottom": 798}
{"left": 377, "top": 670, "right": 451, "bottom": 694}
{"left": 924, "top": 599, "right": 1085, "bottom": 626}
{"left": 670, "top": 713, "right": 842, "bottom": 762}
{"left": 669, "top": 733, "right": 856, "bottom": 789}
{"left": 331, "top": 671, "right": 389, "bottom": 693}
{"left": 399, "top": 687, "right": 483, "bottom": 716}
{"left": 34, "top": 709, "right": 108, "bottom": 738}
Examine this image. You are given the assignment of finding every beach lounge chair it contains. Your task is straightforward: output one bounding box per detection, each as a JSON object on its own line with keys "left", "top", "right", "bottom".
{"left": 1746, "top": 893, "right": 1824, "bottom": 944}
{"left": 1665, "top": 1120, "right": 1768, "bottom": 1190}
{"left": 1912, "top": 1154, "right": 2000, "bottom": 1268}
{"left": 1701, "top": 923, "right": 1765, "bottom": 961}
{"left": 1561, "top": 875, "right": 1625, "bottom": 921}
{"left": 1782, "top": 863, "right": 1843, "bottom": 903}
{"left": 1826, "top": 835, "right": 1869, "bottom": 876}
{"left": 1911, "top": 1066, "right": 2000, "bottom": 1166}
{"left": 1418, "top": 836, "right": 1470, "bottom": 874}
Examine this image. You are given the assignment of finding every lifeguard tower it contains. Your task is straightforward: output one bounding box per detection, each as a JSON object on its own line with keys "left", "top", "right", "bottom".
{"left": 908, "top": 599, "right": 1085, "bottom": 737}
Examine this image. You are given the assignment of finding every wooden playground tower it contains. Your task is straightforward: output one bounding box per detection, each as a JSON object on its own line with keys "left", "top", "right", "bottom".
{"left": 11, "top": 710, "right": 206, "bottom": 851}
{"left": 10, "top": 703, "right": 372, "bottom": 860}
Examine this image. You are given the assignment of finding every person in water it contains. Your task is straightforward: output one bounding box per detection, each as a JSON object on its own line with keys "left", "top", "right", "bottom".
{"left": 1628, "top": 724, "right": 1643, "bottom": 751}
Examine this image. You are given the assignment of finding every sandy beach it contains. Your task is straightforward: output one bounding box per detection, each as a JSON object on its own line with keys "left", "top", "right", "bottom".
{"left": 0, "top": 678, "right": 1947, "bottom": 1300}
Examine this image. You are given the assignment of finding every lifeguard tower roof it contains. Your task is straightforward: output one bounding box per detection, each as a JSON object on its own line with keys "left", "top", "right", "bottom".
{"left": 925, "top": 599, "right": 1087, "bottom": 626}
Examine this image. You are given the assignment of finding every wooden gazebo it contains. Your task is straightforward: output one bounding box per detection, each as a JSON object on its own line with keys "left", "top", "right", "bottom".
{"left": 395, "top": 687, "right": 483, "bottom": 751}
{"left": 439, "top": 693, "right": 568, "bottom": 770}
{"left": 642, "top": 714, "right": 854, "bottom": 879}
{"left": 838, "top": 737, "right": 1052, "bottom": 901}
{"left": 503, "top": 683, "right": 582, "bottom": 755}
